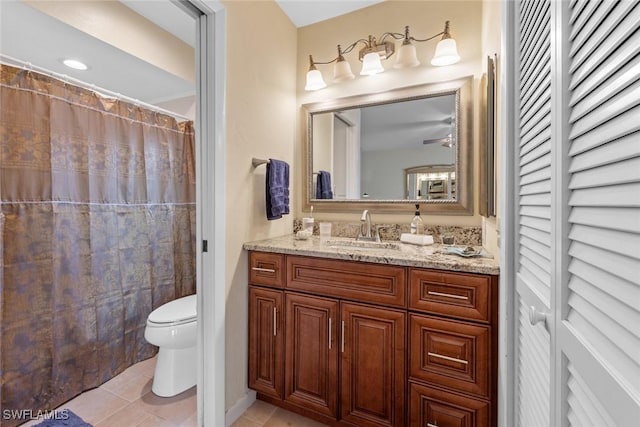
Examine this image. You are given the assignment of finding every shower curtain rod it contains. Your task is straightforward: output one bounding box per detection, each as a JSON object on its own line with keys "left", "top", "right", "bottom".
{"left": 1, "top": 54, "right": 192, "bottom": 122}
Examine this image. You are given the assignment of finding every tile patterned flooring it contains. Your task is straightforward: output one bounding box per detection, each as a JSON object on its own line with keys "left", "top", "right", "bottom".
{"left": 230, "top": 399, "right": 328, "bottom": 427}
{"left": 19, "top": 356, "right": 326, "bottom": 427}
{"left": 20, "top": 356, "right": 196, "bottom": 427}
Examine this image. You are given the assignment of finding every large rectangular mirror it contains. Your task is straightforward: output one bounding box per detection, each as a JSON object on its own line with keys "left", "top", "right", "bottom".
{"left": 303, "top": 76, "right": 473, "bottom": 214}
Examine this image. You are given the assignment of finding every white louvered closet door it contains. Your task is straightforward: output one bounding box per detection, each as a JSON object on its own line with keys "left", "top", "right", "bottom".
{"left": 561, "top": 0, "right": 640, "bottom": 425}
{"left": 512, "top": 0, "right": 640, "bottom": 425}
{"left": 514, "top": 0, "right": 553, "bottom": 425}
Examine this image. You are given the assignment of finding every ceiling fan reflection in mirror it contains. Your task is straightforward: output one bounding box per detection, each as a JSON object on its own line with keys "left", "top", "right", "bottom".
{"left": 423, "top": 133, "right": 454, "bottom": 147}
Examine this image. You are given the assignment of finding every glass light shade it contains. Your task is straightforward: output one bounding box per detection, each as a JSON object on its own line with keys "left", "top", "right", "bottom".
{"left": 360, "top": 52, "right": 384, "bottom": 75}
{"left": 430, "top": 38, "right": 461, "bottom": 66}
{"left": 333, "top": 59, "right": 355, "bottom": 82}
{"left": 62, "top": 59, "right": 88, "bottom": 70}
{"left": 305, "top": 69, "right": 327, "bottom": 91}
{"left": 394, "top": 43, "right": 420, "bottom": 68}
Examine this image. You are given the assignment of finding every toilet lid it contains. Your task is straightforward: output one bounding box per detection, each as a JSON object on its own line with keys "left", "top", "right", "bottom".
{"left": 148, "top": 294, "right": 197, "bottom": 325}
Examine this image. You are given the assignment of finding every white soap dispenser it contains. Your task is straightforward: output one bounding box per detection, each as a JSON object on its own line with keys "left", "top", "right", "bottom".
{"left": 410, "top": 204, "right": 424, "bottom": 235}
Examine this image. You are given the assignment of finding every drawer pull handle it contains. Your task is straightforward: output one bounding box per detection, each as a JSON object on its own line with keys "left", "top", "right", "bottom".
{"left": 273, "top": 307, "right": 277, "bottom": 336}
{"left": 428, "top": 291, "right": 468, "bottom": 300}
{"left": 341, "top": 321, "right": 345, "bottom": 353}
{"left": 428, "top": 352, "right": 468, "bottom": 365}
{"left": 252, "top": 267, "right": 276, "bottom": 273}
{"left": 328, "top": 318, "right": 332, "bottom": 350}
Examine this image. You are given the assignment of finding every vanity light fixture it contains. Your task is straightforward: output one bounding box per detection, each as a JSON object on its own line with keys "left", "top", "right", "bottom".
{"left": 304, "top": 20, "right": 460, "bottom": 91}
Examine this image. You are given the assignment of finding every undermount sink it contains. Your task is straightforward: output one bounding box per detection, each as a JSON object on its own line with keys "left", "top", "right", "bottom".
{"left": 326, "top": 239, "right": 401, "bottom": 251}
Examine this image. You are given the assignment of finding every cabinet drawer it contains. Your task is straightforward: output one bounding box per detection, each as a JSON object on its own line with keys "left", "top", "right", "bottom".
{"left": 249, "top": 252, "right": 285, "bottom": 288}
{"left": 287, "top": 256, "right": 406, "bottom": 307}
{"left": 410, "top": 314, "right": 490, "bottom": 398}
{"left": 409, "top": 382, "right": 490, "bottom": 427}
{"left": 409, "top": 269, "right": 494, "bottom": 323}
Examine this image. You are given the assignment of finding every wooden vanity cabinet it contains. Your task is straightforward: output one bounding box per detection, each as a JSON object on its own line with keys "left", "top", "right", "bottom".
{"left": 248, "top": 251, "right": 498, "bottom": 427}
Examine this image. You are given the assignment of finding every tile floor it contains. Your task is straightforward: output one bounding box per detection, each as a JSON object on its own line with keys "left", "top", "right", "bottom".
{"left": 230, "top": 399, "right": 328, "bottom": 427}
{"left": 19, "top": 356, "right": 326, "bottom": 427}
{"left": 21, "top": 356, "right": 196, "bottom": 427}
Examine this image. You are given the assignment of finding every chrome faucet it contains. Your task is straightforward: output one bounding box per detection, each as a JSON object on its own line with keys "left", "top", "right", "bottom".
{"left": 357, "top": 210, "right": 378, "bottom": 242}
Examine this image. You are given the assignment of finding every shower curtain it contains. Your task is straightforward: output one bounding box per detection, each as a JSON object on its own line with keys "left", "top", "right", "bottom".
{"left": 0, "top": 64, "right": 196, "bottom": 423}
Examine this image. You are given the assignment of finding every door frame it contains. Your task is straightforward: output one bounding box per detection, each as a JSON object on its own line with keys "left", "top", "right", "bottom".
{"left": 186, "top": 1, "right": 227, "bottom": 426}
{"left": 498, "top": 1, "right": 516, "bottom": 426}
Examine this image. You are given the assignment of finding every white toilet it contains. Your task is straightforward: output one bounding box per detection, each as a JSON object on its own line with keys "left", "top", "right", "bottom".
{"left": 144, "top": 294, "right": 197, "bottom": 397}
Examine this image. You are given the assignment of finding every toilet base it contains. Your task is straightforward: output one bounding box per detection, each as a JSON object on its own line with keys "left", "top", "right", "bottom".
{"left": 151, "top": 346, "right": 197, "bottom": 397}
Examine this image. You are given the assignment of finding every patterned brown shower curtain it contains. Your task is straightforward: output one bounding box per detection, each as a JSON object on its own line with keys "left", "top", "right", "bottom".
{"left": 0, "top": 64, "right": 196, "bottom": 424}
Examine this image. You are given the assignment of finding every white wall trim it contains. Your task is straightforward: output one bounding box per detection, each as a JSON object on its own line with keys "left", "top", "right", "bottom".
{"left": 498, "top": 0, "right": 516, "bottom": 426}
{"left": 225, "top": 390, "right": 257, "bottom": 427}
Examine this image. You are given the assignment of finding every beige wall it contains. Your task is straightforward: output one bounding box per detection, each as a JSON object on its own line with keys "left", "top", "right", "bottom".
{"left": 222, "top": 0, "right": 297, "bottom": 411}
{"left": 296, "top": 0, "right": 486, "bottom": 228}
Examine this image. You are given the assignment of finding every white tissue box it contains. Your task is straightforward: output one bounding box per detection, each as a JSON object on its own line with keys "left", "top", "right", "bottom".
{"left": 400, "top": 233, "right": 434, "bottom": 246}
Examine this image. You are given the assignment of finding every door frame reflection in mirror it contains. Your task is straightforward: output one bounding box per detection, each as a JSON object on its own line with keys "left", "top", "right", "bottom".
{"left": 303, "top": 76, "right": 473, "bottom": 214}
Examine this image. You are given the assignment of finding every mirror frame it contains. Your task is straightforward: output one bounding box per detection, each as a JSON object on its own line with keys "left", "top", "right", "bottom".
{"left": 302, "top": 76, "right": 474, "bottom": 214}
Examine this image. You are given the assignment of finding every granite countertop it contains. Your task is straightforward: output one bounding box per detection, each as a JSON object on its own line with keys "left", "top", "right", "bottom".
{"left": 244, "top": 235, "right": 500, "bottom": 276}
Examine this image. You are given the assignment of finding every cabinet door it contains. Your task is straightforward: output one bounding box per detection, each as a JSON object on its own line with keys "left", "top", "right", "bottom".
{"left": 341, "top": 302, "right": 406, "bottom": 427}
{"left": 284, "top": 293, "right": 339, "bottom": 418}
{"left": 248, "top": 287, "right": 283, "bottom": 399}
{"left": 409, "top": 382, "right": 490, "bottom": 427}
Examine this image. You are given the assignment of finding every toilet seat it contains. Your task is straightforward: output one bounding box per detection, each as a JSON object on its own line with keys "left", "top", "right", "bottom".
{"left": 147, "top": 294, "right": 196, "bottom": 327}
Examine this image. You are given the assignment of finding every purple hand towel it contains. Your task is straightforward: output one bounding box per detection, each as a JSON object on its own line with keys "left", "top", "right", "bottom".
{"left": 266, "top": 159, "right": 290, "bottom": 220}
{"left": 316, "top": 170, "right": 333, "bottom": 199}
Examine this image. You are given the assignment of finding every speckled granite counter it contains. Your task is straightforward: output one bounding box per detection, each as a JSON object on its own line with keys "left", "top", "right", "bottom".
{"left": 244, "top": 235, "right": 499, "bottom": 275}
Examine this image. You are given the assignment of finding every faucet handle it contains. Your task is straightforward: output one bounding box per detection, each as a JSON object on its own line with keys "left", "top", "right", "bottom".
{"left": 375, "top": 225, "right": 392, "bottom": 242}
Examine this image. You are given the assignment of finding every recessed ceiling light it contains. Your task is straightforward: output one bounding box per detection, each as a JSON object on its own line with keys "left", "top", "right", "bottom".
{"left": 62, "top": 59, "right": 88, "bottom": 71}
